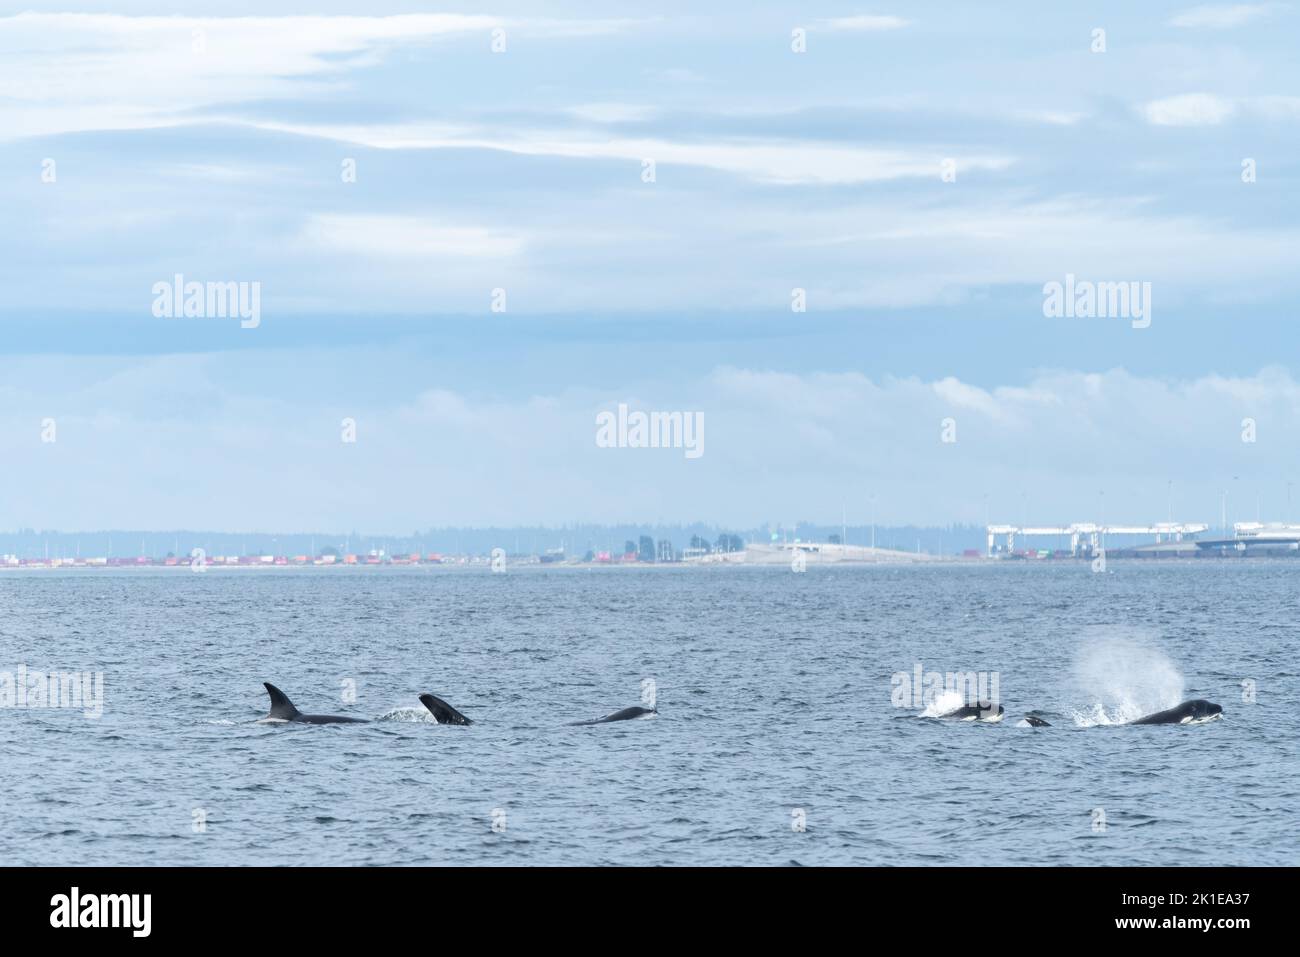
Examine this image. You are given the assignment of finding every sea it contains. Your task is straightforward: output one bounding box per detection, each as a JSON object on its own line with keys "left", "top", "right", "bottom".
{"left": 1, "top": 561, "right": 1294, "bottom": 866}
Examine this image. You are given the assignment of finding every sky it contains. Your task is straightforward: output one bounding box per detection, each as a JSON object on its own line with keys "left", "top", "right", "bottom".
{"left": 2, "top": 2, "right": 1299, "bottom": 533}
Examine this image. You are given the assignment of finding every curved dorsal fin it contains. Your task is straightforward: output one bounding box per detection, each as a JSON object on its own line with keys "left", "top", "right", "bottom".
{"left": 419, "top": 693, "right": 472, "bottom": 725}
{"left": 263, "top": 682, "right": 301, "bottom": 720}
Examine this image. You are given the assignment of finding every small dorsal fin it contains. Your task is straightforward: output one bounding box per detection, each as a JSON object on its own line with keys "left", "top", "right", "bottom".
{"left": 264, "top": 682, "right": 301, "bottom": 720}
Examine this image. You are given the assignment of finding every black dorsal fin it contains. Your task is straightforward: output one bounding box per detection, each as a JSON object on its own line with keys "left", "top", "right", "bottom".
{"left": 419, "top": 693, "right": 472, "bottom": 725}
{"left": 263, "top": 682, "right": 301, "bottom": 720}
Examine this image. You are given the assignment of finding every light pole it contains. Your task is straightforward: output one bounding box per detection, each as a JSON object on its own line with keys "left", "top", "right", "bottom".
{"left": 1098, "top": 490, "right": 1105, "bottom": 552}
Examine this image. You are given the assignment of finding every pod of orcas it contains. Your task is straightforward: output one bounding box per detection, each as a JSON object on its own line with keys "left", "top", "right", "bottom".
{"left": 930, "top": 698, "right": 1224, "bottom": 727}
{"left": 262, "top": 681, "right": 1220, "bottom": 728}
{"left": 260, "top": 682, "right": 655, "bottom": 727}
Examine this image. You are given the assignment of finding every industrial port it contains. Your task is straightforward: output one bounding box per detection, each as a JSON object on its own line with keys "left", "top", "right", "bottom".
{"left": 984, "top": 521, "right": 1300, "bottom": 559}
{"left": 4, "top": 521, "right": 1300, "bottom": 569}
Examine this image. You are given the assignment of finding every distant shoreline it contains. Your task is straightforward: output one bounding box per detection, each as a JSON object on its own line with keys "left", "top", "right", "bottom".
{"left": 5, "top": 537, "right": 1294, "bottom": 569}
{"left": 4, "top": 554, "right": 1296, "bottom": 570}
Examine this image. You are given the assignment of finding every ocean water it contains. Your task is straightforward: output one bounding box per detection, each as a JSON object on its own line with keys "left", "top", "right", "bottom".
{"left": 0, "top": 562, "right": 1294, "bottom": 866}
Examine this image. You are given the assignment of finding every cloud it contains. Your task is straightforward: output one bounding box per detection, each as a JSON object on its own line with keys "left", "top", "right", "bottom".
{"left": 1014, "top": 110, "right": 1087, "bottom": 126}
{"left": 4, "top": 6, "right": 1300, "bottom": 536}
{"left": 1141, "top": 92, "right": 1300, "bottom": 125}
{"left": 6, "top": 133, "right": 1295, "bottom": 317}
{"left": 1169, "top": 4, "right": 1276, "bottom": 28}
{"left": 816, "top": 15, "right": 911, "bottom": 31}
{"left": 0, "top": 12, "right": 646, "bottom": 140}
{"left": 249, "top": 119, "right": 1015, "bottom": 185}
{"left": 303, "top": 214, "right": 527, "bottom": 259}
{"left": 5, "top": 357, "right": 1299, "bottom": 529}
{"left": 932, "top": 377, "right": 1005, "bottom": 422}
{"left": 564, "top": 103, "right": 660, "bottom": 124}
{"left": 1142, "top": 93, "right": 1236, "bottom": 125}
{"left": 1251, "top": 95, "right": 1300, "bottom": 118}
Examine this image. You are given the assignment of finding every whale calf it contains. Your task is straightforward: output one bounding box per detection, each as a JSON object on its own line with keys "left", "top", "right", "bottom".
{"left": 1021, "top": 714, "right": 1051, "bottom": 727}
{"left": 569, "top": 705, "right": 657, "bottom": 726}
{"left": 418, "top": 693, "right": 473, "bottom": 725}
{"left": 261, "top": 682, "right": 368, "bottom": 724}
{"left": 1127, "top": 699, "right": 1223, "bottom": 725}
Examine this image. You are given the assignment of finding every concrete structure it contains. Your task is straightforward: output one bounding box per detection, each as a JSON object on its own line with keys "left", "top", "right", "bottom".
{"left": 986, "top": 522, "right": 1210, "bottom": 557}
{"left": 1190, "top": 522, "right": 1300, "bottom": 553}
{"left": 719, "top": 542, "right": 940, "bottom": 564}
{"left": 1231, "top": 522, "right": 1300, "bottom": 543}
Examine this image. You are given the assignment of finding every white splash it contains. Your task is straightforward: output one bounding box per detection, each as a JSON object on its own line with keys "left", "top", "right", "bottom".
{"left": 375, "top": 706, "right": 439, "bottom": 723}
{"left": 919, "top": 689, "right": 966, "bottom": 718}
{"left": 1070, "top": 633, "right": 1184, "bottom": 726}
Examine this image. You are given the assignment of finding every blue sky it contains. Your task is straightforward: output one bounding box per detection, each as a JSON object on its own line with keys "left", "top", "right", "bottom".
{"left": 2, "top": 2, "right": 1299, "bottom": 532}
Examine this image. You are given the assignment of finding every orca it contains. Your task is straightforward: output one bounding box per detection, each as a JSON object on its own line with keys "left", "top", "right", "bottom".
{"left": 934, "top": 703, "right": 1004, "bottom": 722}
{"left": 1021, "top": 714, "right": 1051, "bottom": 727}
{"left": 418, "top": 693, "right": 473, "bottom": 725}
{"left": 569, "top": 705, "right": 657, "bottom": 726}
{"left": 261, "top": 682, "right": 368, "bottom": 724}
{"left": 1127, "top": 699, "right": 1223, "bottom": 725}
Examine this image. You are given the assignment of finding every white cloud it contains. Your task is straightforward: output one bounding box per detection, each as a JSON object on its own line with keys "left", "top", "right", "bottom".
{"left": 303, "top": 214, "right": 526, "bottom": 259}
{"left": 643, "top": 67, "right": 705, "bottom": 84}
{"left": 1142, "top": 93, "right": 1236, "bottom": 126}
{"left": 1141, "top": 92, "right": 1300, "bottom": 126}
{"left": 6, "top": 359, "right": 1300, "bottom": 529}
{"left": 0, "top": 12, "right": 646, "bottom": 140}
{"left": 565, "top": 103, "right": 659, "bottom": 124}
{"left": 816, "top": 15, "right": 911, "bottom": 31}
{"left": 251, "top": 119, "right": 1015, "bottom": 185}
{"left": 1015, "top": 110, "right": 1087, "bottom": 126}
{"left": 1169, "top": 4, "right": 1275, "bottom": 28}
{"left": 932, "top": 377, "right": 1004, "bottom": 421}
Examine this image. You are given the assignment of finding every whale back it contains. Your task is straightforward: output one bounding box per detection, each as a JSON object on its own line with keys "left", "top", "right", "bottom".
{"left": 1129, "top": 699, "right": 1222, "bottom": 725}
{"left": 941, "top": 703, "right": 1003, "bottom": 721}
{"left": 597, "top": 706, "right": 656, "bottom": 723}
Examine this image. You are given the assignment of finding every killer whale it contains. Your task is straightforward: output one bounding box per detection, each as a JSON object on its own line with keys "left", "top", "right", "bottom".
{"left": 1021, "top": 714, "right": 1051, "bottom": 727}
{"left": 1127, "top": 699, "right": 1223, "bottom": 725}
{"left": 261, "top": 682, "right": 368, "bottom": 724}
{"left": 934, "top": 703, "right": 1004, "bottom": 722}
{"left": 569, "top": 705, "right": 657, "bottom": 726}
{"left": 418, "top": 693, "right": 473, "bottom": 725}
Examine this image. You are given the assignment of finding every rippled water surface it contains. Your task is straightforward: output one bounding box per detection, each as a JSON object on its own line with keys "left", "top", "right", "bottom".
{"left": 1, "top": 563, "right": 1295, "bottom": 865}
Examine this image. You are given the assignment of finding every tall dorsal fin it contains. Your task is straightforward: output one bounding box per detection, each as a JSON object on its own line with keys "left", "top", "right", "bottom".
{"left": 419, "top": 693, "right": 472, "bottom": 725}
{"left": 264, "top": 682, "right": 301, "bottom": 720}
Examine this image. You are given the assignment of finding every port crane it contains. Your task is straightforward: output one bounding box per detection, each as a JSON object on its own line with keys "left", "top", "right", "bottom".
{"left": 985, "top": 522, "right": 1210, "bottom": 557}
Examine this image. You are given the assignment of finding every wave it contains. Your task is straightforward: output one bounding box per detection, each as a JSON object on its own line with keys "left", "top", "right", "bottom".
{"left": 375, "top": 706, "right": 439, "bottom": 723}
